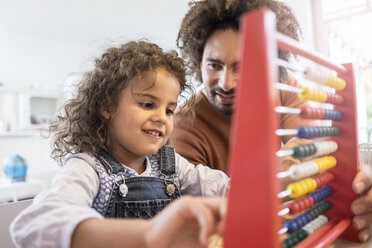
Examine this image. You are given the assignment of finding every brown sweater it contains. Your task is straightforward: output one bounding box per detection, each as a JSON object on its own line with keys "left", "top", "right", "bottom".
{"left": 170, "top": 77, "right": 310, "bottom": 174}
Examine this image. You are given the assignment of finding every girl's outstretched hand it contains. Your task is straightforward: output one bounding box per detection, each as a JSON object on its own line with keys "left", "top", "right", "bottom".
{"left": 145, "top": 196, "right": 226, "bottom": 248}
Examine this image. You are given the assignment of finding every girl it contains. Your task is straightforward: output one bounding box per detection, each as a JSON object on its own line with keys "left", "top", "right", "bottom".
{"left": 10, "top": 41, "right": 228, "bottom": 248}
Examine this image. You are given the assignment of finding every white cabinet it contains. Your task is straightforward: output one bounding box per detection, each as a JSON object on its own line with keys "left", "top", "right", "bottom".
{"left": 0, "top": 89, "right": 62, "bottom": 135}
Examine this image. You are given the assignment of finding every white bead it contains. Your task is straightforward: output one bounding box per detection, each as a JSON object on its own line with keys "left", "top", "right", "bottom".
{"left": 291, "top": 161, "right": 318, "bottom": 180}
{"left": 303, "top": 215, "right": 328, "bottom": 235}
{"left": 314, "top": 141, "right": 338, "bottom": 156}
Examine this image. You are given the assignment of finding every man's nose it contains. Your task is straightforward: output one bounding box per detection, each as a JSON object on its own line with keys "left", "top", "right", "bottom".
{"left": 218, "top": 69, "right": 237, "bottom": 92}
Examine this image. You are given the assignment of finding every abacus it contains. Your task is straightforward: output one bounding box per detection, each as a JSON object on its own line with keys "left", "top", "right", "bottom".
{"left": 223, "top": 9, "right": 358, "bottom": 248}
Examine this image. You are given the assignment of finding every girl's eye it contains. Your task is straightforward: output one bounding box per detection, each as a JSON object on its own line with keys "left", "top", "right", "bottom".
{"left": 208, "top": 63, "right": 223, "bottom": 70}
{"left": 140, "top": 102, "right": 153, "bottom": 109}
{"left": 166, "top": 108, "right": 174, "bottom": 116}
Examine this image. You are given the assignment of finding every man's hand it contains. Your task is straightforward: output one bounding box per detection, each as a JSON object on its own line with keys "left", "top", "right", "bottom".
{"left": 351, "top": 171, "right": 372, "bottom": 242}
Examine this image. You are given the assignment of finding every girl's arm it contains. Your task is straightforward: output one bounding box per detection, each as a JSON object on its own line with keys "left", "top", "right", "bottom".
{"left": 10, "top": 156, "right": 102, "bottom": 248}
{"left": 72, "top": 196, "right": 226, "bottom": 248}
{"left": 176, "top": 153, "right": 229, "bottom": 197}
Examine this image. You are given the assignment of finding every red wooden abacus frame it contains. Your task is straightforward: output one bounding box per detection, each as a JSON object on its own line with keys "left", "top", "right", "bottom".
{"left": 223, "top": 9, "right": 359, "bottom": 248}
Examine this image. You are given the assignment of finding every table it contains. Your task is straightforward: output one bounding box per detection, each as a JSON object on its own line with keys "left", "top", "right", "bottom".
{"left": 0, "top": 180, "right": 45, "bottom": 202}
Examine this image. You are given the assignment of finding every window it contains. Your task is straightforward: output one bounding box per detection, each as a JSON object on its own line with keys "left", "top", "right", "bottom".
{"left": 322, "top": 0, "right": 372, "bottom": 141}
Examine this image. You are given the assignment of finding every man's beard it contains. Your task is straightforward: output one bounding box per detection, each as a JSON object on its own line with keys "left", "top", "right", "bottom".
{"left": 204, "top": 87, "right": 235, "bottom": 115}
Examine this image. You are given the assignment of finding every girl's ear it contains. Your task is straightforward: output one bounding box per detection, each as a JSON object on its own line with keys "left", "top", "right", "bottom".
{"left": 100, "top": 108, "right": 111, "bottom": 120}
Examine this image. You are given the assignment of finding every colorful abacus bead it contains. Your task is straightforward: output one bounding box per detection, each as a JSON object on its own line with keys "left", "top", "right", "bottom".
{"left": 300, "top": 107, "right": 325, "bottom": 119}
{"left": 308, "top": 186, "right": 332, "bottom": 204}
{"left": 312, "top": 171, "right": 334, "bottom": 186}
{"left": 282, "top": 229, "right": 308, "bottom": 248}
{"left": 326, "top": 76, "right": 346, "bottom": 90}
{"left": 298, "top": 88, "right": 344, "bottom": 104}
{"left": 290, "top": 156, "right": 336, "bottom": 179}
{"left": 287, "top": 178, "right": 317, "bottom": 198}
{"left": 324, "top": 109, "right": 342, "bottom": 121}
{"left": 287, "top": 195, "right": 314, "bottom": 214}
{"left": 326, "top": 92, "right": 344, "bottom": 104}
{"left": 300, "top": 107, "right": 342, "bottom": 121}
{"left": 292, "top": 143, "right": 317, "bottom": 158}
{"left": 283, "top": 201, "right": 331, "bottom": 233}
{"left": 296, "top": 126, "right": 340, "bottom": 139}
{"left": 286, "top": 172, "right": 334, "bottom": 198}
{"left": 302, "top": 215, "right": 329, "bottom": 235}
{"left": 304, "top": 67, "right": 329, "bottom": 85}
{"left": 282, "top": 215, "right": 329, "bottom": 248}
{"left": 303, "top": 67, "right": 346, "bottom": 90}
{"left": 313, "top": 156, "right": 337, "bottom": 171}
{"left": 298, "top": 88, "right": 327, "bottom": 102}
{"left": 313, "top": 141, "right": 338, "bottom": 156}
{"left": 286, "top": 186, "right": 332, "bottom": 215}
{"left": 292, "top": 141, "right": 338, "bottom": 159}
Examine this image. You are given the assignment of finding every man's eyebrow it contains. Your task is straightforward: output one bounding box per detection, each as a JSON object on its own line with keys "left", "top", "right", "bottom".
{"left": 168, "top": 102, "right": 178, "bottom": 108}
{"left": 206, "top": 58, "right": 224, "bottom": 64}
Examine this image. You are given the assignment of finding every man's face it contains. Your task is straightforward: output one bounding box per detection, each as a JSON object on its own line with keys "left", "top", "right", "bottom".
{"left": 200, "top": 29, "right": 240, "bottom": 115}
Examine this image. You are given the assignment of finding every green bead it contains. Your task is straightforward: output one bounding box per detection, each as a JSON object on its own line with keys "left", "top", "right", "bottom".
{"left": 292, "top": 146, "right": 302, "bottom": 158}
{"left": 324, "top": 127, "right": 332, "bottom": 136}
{"left": 298, "top": 229, "right": 308, "bottom": 239}
{"left": 282, "top": 241, "right": 290, "bottom": 248}
{"left": 304, "top": 145, "right": 311, "bottom": 156}
{"left": 309, "top": 144, "right": 317, "bottom": 155}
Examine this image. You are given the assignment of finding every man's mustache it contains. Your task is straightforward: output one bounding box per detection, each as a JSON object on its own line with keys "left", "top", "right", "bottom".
{"left": 213, "top": 87, "right": 235, "bottom": 96}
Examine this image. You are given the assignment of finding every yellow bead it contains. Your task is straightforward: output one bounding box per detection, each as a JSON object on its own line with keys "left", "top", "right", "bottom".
{"left": 313, "top": 89, "right": 327, "bottom": 102}
{"left": 298, "top": 88, "right": 327, "bottom": 102}
{"left": 288, "top": 178, "right": 317, "bottom": 198}
{"left": 298, "top": 88, "right": 310, "bottom": 100}
{"left": 314, "top": 156, "right": 337, "bottom": 171}
{"left": 326, "top": 76, "right": 346, "bottom": 90}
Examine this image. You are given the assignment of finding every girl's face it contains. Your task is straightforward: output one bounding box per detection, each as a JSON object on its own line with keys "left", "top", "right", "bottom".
{"left": 102, "top": 67, "right": 180, "bottom": 166}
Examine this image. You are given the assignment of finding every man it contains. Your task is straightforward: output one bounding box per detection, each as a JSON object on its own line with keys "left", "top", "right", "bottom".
{"left": 170, "top": 0, "right": 372, "bottom": 242}
{"left": 171, "top": 0, "right": 305, "bottom": 172}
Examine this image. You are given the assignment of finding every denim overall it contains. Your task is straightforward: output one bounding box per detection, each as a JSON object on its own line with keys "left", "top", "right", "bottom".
{"left": 94, "top": 147, "right": 180, "bottom": 219}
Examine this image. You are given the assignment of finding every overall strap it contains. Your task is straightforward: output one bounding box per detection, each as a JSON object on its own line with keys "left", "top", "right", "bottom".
{"left": 95, "top": 149, "right": 124, "bottom": 174}
{"left": 159, "top": 146, "right": 176, "bottom": 175}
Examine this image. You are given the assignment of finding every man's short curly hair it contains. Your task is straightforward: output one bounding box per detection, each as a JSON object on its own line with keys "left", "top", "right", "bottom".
{"left": 51, "top": 41, "right": 193, "bottom": 165}
{"left": 177, "top": 0, "right": 301, "bottom": 81}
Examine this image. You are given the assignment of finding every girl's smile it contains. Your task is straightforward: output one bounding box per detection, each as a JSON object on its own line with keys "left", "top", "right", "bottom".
{"left": 142, "top": 129, "right": 164, "bottom": 139}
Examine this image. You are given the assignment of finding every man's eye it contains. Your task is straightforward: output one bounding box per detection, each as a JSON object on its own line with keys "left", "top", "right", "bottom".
{"left": 140, "top": 102, "right": 153, "bottom": 109}
{"left": 234, "top": 63, "right": 239, "bottom": 73}
{"left": 166, "top": 109, "right": 174, "bottom": 116}
{"left": 208, "top": 63, "right": 223, "bottom": 70}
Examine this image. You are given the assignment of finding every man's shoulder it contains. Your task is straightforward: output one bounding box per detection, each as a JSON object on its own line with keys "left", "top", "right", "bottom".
{"left": 177, "top": 91, "right": 208, "bottom": 114}
{"left": 175, "top": 91, "right": 216, "bottom": 126}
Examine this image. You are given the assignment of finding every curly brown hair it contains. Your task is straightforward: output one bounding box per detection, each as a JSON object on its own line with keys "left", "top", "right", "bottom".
{"left": 177, "top": 0, "right": 301, "bottom": 81}
{"left": 51, "top": 40, "right": 194, "bottom": 165}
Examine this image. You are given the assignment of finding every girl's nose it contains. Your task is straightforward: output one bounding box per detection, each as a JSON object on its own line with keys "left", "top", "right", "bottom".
{"left": 152, "top": 109, "right": 167, "bottom": 124}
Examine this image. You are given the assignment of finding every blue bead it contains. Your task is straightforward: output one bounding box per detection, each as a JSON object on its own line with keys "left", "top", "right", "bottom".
{"left": 324, "top": 109, "right": 330, "bottom": 119}
{"left": 284, "top": 219, "right": 299, "bottom": 233}
{"left": 296, "top": 126, "right": 305, "bottom": 138}
{"left": 316, "top": 127, "right": 322, "bottom": 137}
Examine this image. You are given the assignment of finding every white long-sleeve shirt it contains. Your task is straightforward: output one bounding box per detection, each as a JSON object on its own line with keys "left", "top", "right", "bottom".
{"left": 10, "top": 152, "right": 229, "bottom": 248}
